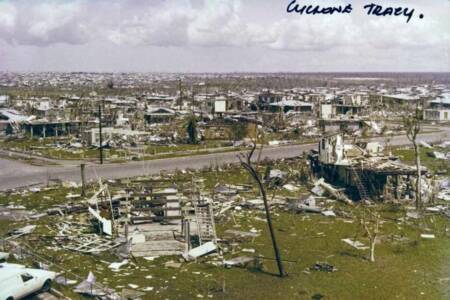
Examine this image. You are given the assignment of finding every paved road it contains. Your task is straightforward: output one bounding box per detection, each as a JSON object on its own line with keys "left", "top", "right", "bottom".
{"left": 1, "top": 128, "right": 449, "bottom": 191}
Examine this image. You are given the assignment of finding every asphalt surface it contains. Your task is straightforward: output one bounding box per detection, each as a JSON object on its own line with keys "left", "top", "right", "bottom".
{"left": 1, "top": 128, "right": 449, "bottom": 191}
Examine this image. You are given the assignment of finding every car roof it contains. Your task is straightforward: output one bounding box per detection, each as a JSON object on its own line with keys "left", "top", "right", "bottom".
{"left": 0, "top": 266, "right": 27, "bottom": 281}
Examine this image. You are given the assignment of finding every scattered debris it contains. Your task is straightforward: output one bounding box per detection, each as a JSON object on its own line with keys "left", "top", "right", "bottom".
{"left": 242, "top": 248, "right": 256, "bottom": 253}
{"left": 224, "top": 230, "right": 260, "bottom": 239}
{"left": 74, "top": 271, "right": 112, "bottom": 297}
{"left": 283, "top": 183, "right": 300, "bottom": 192}
{"left": 427, "top": 151, "right": 446, "bottom": 160}
{"left": 341, "top": 238, "right": 369, "bottom": 250}
{"left": 88, "top": 206, "right": 113, "bottom": 236}
{"left": 186, "top": 241, "right": 217, "bottom": 260}
{"left": 315, "top": 178, "right": 353, "bottom": 205}
{"left": 223, "top": 256, "right": 256, "bottom": 268}
{"left": 311, "top": 262, "right": 337, "bottom": 272}
{"left": 420, "top": 141, "right": 433, "bottom": 149}
{"left": 420, "top": 234, "right": 435, "bottom": 239}
{"left": 321, "top": 210, "right": 336, "bottom": 217}
{"left": 7, "top": 225, "right": 36, "bottom": 239}
{"left": 164, "top": 261, "right": 182, "bottom": 269}
{"left": 108, "top": 259, "right": 129, "bottom": 271}
{"left": 406, "top": 211, "right": 421, "bottom": 219}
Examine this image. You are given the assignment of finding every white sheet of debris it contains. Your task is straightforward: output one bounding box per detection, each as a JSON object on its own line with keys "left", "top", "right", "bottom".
{"left": 322, "top": 210, "right": 336, "bottom": 217}
{"left": 420, "top": 234, "right": 435, "bottom": 239}
{"left": 342, "top": 238, "right": 369, "bottom": 250}
{"left": 283, "top": 183, "right": 300, "bottom": 192}
{"left": 108, "top": 259, "right": 128, "bottom": 271}
{"left": 187, "top": 241, "right": 217, "bottom": 259}
{"left": 88, "top": 207, "right": 112, "bottom": 236}
{"left": 420, "top": 141, "right": 433, "bottom": 149}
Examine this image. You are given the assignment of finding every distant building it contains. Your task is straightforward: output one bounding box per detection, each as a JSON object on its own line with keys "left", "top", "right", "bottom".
{"left": 319, "top": 102, "right": 362, "bottom": 119}
{"left": 424, "top": 94, "right": 450, "bottom": 122}
{"left": 269, "top": 100, "right": 313, "bottom": 114}
{"left": 144, "top": 94, "right": 176, "bottom": 107}
{"left": 144, "top": 107, "right": 176, "bottom": 124}
{"left": 0, "top": 109, "right": 30, "bottom": 135}
{"left": 23, "top": 120, "right": 83, "bottom": 138}
{"left": 382, "top": 94, "right": 420, "bottom": 107}
{"left": 254, "top": 90, "right": 283, "bottom": 111}
{"left": 82, "top": 127, "right": 149, "bottom": 146}
{"left": 0, "top": 95, "right": 9, "bottom": 107}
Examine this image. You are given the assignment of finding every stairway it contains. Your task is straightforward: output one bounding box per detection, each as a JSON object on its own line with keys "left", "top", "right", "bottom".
{"left": 193, "top": 200, "right": 217, "bottom": 244}
{"left": 116, "top": 200, "right": 128, "bottom": 217}
{"left": 350, "top": 166, "right": 370, "bottom": 201}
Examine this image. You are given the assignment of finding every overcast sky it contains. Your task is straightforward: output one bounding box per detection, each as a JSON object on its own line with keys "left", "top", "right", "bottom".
{"left": 0, "top": 0, "right": 449, "bottom": 72}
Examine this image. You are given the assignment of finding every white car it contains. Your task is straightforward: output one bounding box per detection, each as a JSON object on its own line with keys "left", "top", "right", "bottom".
{"left": 0, "top": 264, "right": 56, "bottom": 300}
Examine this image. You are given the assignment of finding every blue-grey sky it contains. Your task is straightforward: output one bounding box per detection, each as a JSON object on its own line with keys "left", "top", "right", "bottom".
{"left": 0, "top": 0, "right": 449, "bottom": 72}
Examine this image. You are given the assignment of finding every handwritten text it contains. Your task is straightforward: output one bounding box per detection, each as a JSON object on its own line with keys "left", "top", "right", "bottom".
{"left": 286, "top": 0, "right": 424, "bottom": 23}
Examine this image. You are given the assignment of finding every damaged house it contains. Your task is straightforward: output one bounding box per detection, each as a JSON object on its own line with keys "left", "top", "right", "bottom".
{"left": 424, "top": 93, "right": 450, "bottom": 122}
{"left": 0, "top": 109, "right": 30, "bottom": 135}
{"left": 309, "top": 133, "right": 426, "bottom": 201}
{"left": 269, "top": 99, "right": 314, "bottom": 114}
{"left": 144, "top": 107, "right": 177, "bottom": 125}
{"left": 319, "top": 93, "right": 365, "bottom": 120}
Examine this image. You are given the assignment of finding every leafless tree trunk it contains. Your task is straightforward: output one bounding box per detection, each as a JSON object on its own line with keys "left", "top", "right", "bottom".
{"left": 384, "top": 132, "right": 393, "bottom": 156}
{"left": 413, "top": 140, "right": 421, "bottom": 208}
{"left": 360, "top": 207, "right": 380, "bottom": 262}
{"left": 403, "top": 100, "right": 422, "bottom": 210}
{"left": 238, "top": 143, "right": 286, "bottom": 277}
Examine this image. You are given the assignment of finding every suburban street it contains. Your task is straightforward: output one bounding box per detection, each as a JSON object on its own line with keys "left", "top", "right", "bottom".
{"left": 1, "top": 127, "right": 449, "bottom": 191}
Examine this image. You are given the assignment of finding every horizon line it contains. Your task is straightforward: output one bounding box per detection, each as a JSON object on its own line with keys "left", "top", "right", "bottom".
{"left": 1, "top": 71, "right": 450, "bottom": 75}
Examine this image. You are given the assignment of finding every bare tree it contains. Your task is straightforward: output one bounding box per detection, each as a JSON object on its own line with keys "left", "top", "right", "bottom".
{"left": 403, "top": 100, "right": 422, "bottom": 210}
{"left": 359, "top": 206, "right": 381, "bottom": 262}
{"left": 238, "top": 143, "right": 286, "bottom": 277}
{"left": 383, "top": 131, "right": 394, "bottom": 156}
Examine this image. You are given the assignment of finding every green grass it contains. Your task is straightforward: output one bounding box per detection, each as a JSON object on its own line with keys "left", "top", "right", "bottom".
{"left": 7, "top": 206, "right": 450, "bottom": 300}
{"left": 1, "top": 162, "right": 449, "bottom": 299}
{"left": 0, "top": 137, "right": 121, "bottom": 161}
{"left": 0, "top": 186, "right": 82, "bottom": 212}
{"left": 392, "top": 147, "right": 449, "bottom": 176}
{"left": 0, "top": 137, "right": 242, "bottom": 162}
{"left": 144, "top": 141, "right": 229, "bottom": 155}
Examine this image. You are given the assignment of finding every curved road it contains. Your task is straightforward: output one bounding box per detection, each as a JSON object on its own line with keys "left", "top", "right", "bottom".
{"left": 1, "top": 127, "right": 449, "bottom": 191}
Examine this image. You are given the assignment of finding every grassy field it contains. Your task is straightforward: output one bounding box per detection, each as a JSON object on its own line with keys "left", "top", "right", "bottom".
{"left": 1, "top": 196, "right": 449, "bottom": 300}
{"left": 0, "top": 156, "right": 448, "bottom": 299}
{"left": 0, "top": 137, "right": 242, "bottom": 162}
{"left": 393, "top": 147, "right": 450, "bottom": 176}
{"left": 0, "top": 136, "right": 308, "bottom": 164}
{"left": 0, "top": 137, "right": 119, "bottom": 161}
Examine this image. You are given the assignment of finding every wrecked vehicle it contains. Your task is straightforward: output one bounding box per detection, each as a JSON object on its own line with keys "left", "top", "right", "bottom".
{"left": 0, "top": 264, "right": 56, "bottom": 300}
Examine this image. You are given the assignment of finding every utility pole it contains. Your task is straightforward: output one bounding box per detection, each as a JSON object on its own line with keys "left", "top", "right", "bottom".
{"left": 98, "top": 104, "right": 103, "bottom": 164}
{"left": 191, "top": 85, "right": 195, "bottom": 113}
{"left": 178, "top": 78, "right": 183, "bottom": 110}
{"left": 80, "top": 163, "right": 86, "bottom": 197}
{"left": 205, "top": 80, "right": 208, "bottom": 114}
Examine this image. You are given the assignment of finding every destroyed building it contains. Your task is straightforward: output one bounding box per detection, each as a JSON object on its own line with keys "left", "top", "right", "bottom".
{"left": 424, "top": 93, "right": 450, "bottom": 122}
{"left": 309, "top": 133, "right": 426, "bottom": 201}
{"left": 144, "top": 107, "right": 177, "bottom": 124}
